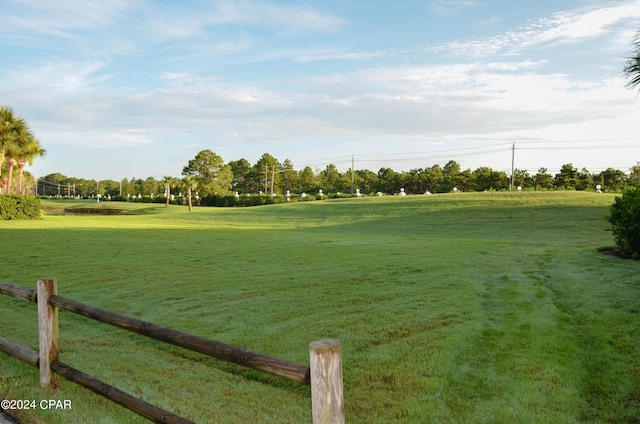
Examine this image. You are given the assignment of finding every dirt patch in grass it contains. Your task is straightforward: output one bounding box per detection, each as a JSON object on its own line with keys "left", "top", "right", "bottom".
{"left": 598, "top": 247, "right": 639, "bottom": 261}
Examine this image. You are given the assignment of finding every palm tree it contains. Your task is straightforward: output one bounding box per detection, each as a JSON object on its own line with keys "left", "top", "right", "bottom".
{"left": 1, "top": 106, "right": 19, "bottom": 192}
{"left": 16, "top": 138, "right": 45, "bottom": 194}
{"left": 182, "top": 176, "right": 198, "bottom": 212}
{"left": 0, "top": 106, "right": 35, "bottom": 194}
{"left": 3, "top": 125, "right": 37, "bottom": 194}
{"left": 624, "top": 30, "right": 640, "bottom": 91}
{"left": 4, "top": 158, "right": 17, "bottom": 194}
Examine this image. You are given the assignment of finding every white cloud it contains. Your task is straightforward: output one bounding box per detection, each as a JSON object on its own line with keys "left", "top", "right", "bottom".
{"left": 530, "top": 1, "right": 640, "bottom": 45}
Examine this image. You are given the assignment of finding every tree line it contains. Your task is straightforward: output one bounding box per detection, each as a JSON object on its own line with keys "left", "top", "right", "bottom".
{"left": 38, "top": 149, "right": 640, "bottom": 199}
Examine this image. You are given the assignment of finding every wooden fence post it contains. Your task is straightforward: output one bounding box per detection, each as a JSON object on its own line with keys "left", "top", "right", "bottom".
{"left": 309, "top": 339, "right": 344, "bottom": 424}
{"left": 37, "top": 278, "right": 59, "bottom": 388}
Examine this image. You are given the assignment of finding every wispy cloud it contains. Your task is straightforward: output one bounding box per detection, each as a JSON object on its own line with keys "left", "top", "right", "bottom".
{"left": 39, "top": 129, "right": 154, "bottom": 148}
{"left": 140, "top": 0, "right": 345, "bottom": 41}
{"left": 293, "top": 49, "right": 386, "bottom": 63}
{"left": 1, "top": 0, "right": 135, "bottom": 37}
{"left": 429, "top": 0, "right": 483, "bottom": 17}
{"left": 431, "top": 1, "right": 640, "bottom": 58}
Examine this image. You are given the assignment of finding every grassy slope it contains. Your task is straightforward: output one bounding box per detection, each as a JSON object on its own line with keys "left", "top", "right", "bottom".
{"left": 1, "top": 192, "right": 639, "bottom": 423}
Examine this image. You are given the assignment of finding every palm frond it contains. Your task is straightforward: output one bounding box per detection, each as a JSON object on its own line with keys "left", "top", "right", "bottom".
{"left": 623, "top": 30, "right": 640, "bottom": 91}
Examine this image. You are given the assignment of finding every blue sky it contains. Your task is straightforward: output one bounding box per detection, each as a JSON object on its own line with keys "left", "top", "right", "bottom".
{"left": 1, "top": 0, "right": 639, "bottom": 181}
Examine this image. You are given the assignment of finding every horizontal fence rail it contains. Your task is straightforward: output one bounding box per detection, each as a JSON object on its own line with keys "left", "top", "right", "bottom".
{"left": 0, "top": 336, "right": 39, "bottom": 367}
{"left": 48, "top": 294, "right": 311, "bottom": 384}
{"left": 50, "top": 361, "right": 194, "bottom": 424}
{"left": 0, "top": 281, "right": 37, "bottom": 302}
{"left": 0, "top": 280, "right": 344, "bottom": 423}
{"left": 0, "top": 337, "right": 193, "bottom": 424}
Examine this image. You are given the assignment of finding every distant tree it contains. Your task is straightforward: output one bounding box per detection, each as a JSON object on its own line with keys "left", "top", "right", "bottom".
{"left": 251, "top": 153, "right": 280, "bottom": 194}
{"left": 376, "top": 167, "right": 401, "bottom": 194}
{"left": 576, "top": 168, "right": 594, "bottom": 191}
{"left": 423, "top": 164, "right": 443, "bottom": 193}
{"left": 597, "top": 168, "right": 627, "bottom": 192}
{"left": 403, "top": 168, "right": 425, "bottom": 194}
{"left": 279, "top": 159, "right": 298, "bottom": 193}
{"left": 554, "top": 164, "right": 578, "bottom": 189}
{"left": 534, "top": 168, "right": 554, "bottom": 190}
{"left": 126, "top": 177, "right": 146, "bottom": 197}
{"left": 100, "top": 180, "right": 121, "bottom": 197}
{"left": 472, "top": 167, "right": 508, "bottom": 191}
{"left": 319, "top": 164, "right": 345, "bottom": 193}
{"left": 457, "top": 168, "right": 473, "bottom": 192}
{"left": 441, "top": 160, "right": 461, "bottom": 192}
{"left": 42, "top": 173, "right": 65, "bottom": 183}
{"left": 318, "top": 164, "right": 337, "bottom": 192}
{"left": 629, "top": 162, "right": 640, "bottom": 187}
{"left": 355, "top": 169, "right": 378, "bottom": 194}
{"left": 228, "top": 158, "right": 252, "bottom": 193}
{"left": 120, "top": 178, "right": 134, "bottom": 197}
{"left": 297, "top": 166, "right": 318, "bottom": 193}
{"left": 623, "top": 29, "right": 640, "bottom": 91}
{"left": 139, "top": 177, "right": 157, "bottom": 196}
{"left": 182, "top": 149, "right": 232, "bottom": 196}
{"left": 512, "top": 169, "right": 533, "bottom": 189}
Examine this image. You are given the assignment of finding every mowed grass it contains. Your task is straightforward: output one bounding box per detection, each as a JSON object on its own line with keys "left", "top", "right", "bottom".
{"left": 1, "top": 192, "right": 640, "bottom": 423}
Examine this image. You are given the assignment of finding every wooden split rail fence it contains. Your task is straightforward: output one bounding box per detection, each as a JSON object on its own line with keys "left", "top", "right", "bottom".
{"left": 0, "top": 279, "right": 344, "bottom": 423}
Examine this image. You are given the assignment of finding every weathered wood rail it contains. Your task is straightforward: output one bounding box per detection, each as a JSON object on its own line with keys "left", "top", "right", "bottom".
{"left": 0, "top": 279, "right": 344, "bottom": 423}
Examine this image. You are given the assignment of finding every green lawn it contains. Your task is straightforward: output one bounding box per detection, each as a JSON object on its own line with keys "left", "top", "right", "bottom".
{"left": 1, "top": 192, "right": 639, "bottom": 423}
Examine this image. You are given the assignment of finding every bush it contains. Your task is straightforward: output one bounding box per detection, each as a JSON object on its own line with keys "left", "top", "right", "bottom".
{"left": 201, "top": 194, "right": 287, "bottom": 207}
{"left": 0, "top": 195, "right": 41, "bottom": 220}
{"left": 608, "top": 187, "right": 640, "bottom": 258}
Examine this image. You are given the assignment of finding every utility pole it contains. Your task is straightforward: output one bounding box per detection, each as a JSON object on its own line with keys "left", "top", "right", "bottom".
{"left": 264, "top": 164, "right": 268, "bottom": 194}
{"left": 351, "top": 156, "right": 355, "bottom": 195}
{"left": 510, "top": 143, "right": 515, "bottom": 192}
{"left": 271, "top": 165, "right": 275, "bottom": 197}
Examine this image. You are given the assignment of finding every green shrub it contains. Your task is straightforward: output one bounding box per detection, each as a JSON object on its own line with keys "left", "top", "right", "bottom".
{"left": 200, "top": 194, "right": 278, "bottom": 207}
{"left": 0, "top": 195, "right": 41, "bottom": 220}
{"left": 608, "top": 187, "right": 640, "bottom": 258}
